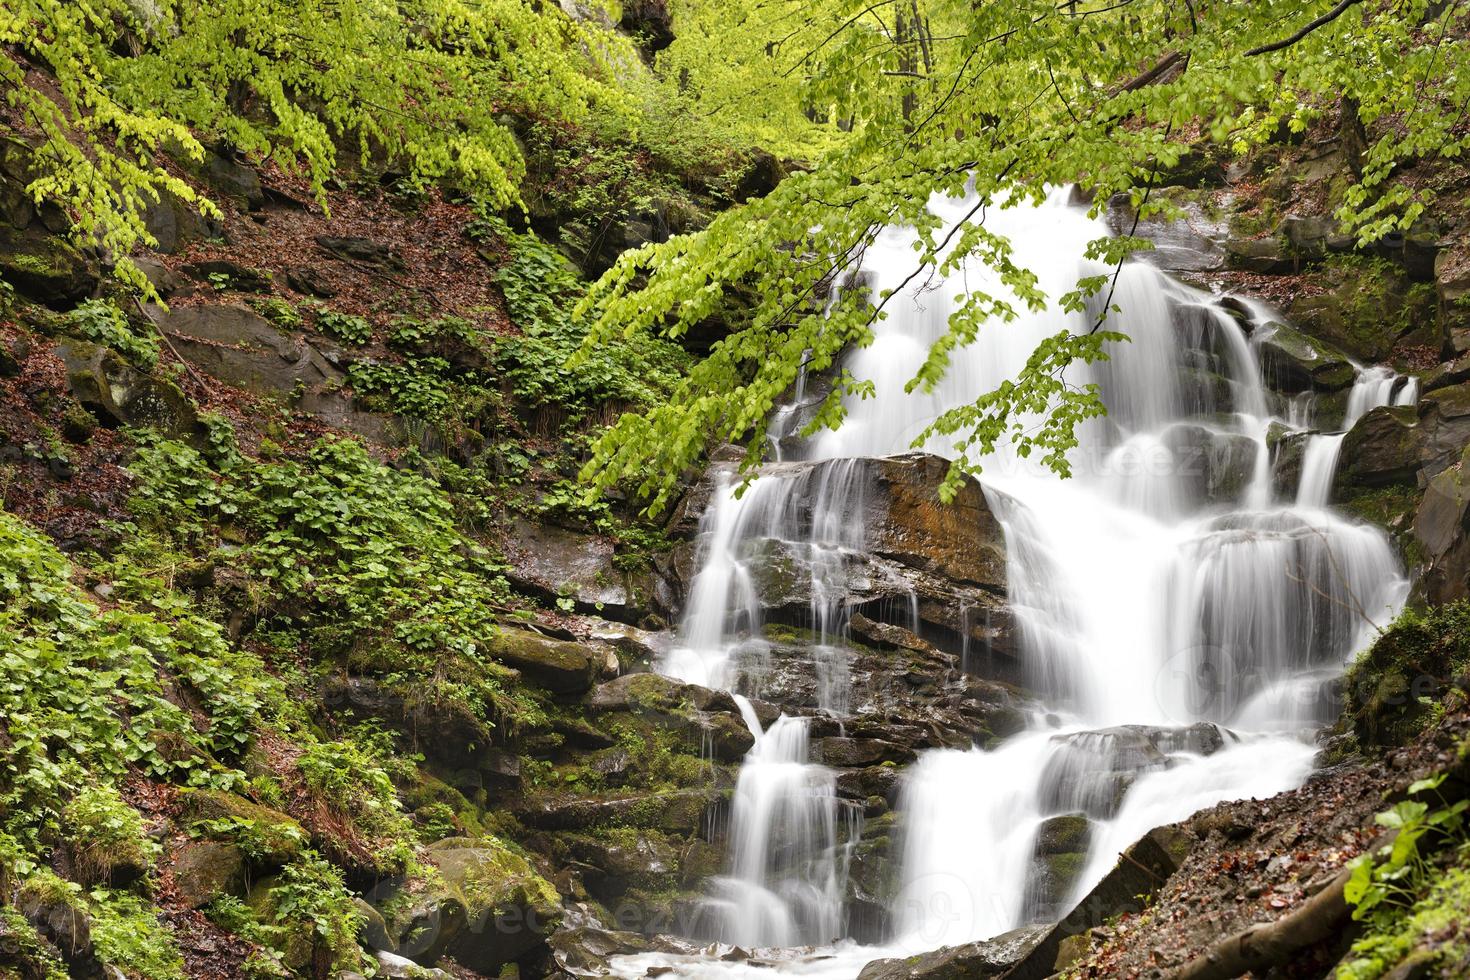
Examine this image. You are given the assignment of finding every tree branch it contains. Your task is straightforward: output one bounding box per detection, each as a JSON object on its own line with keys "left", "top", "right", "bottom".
{"left": 1245, "top": 0, "right": 1365, "bottom": 56}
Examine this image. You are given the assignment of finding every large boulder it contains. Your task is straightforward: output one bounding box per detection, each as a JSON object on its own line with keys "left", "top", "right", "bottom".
{"left": 501, "top": 519, "right": 660, "bottom": 624}
{"left": 1001, "top": 825, "right": 1195, "bottom": 980}
{"left": 584, "top": 673, "right": 757, "bottom": 761}
{"left": 169, "top": 840, "right": 247, "bottom": 909}
{"left": 1417, "top": 382, "right": 1470, "bottom": 480}
{"left": 1334, "top": 405, "right": 1421, "bottom": 495}
{"left": 1255, "top": 322, "right": 1356, "bottom": 393}
{"left": 390, "top": 838, "right": 563, "bottom": 972}
{"left": 1414, "top": 444, "right": 1470, "bottom": 604}
{"left": 488, "top": 630, "right": 605, "bottom": 695}
{"left": 157, "top": 304, "right": 342, "bottom": 397}
{"left": 0, "top": 224, "right": 97, "bottom": 306}
{"left": 1104, "top": 190, "right": 1229, "bottom": 274}
{"left": 1287, "top": 258, "right": 1439, "bottom": 361}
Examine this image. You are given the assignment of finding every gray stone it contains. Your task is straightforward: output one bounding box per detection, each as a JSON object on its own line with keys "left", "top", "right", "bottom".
{"left": 158, "top": 304, "right": 342, "bottom": 396}
{"left": 57, "top": 339, "right": 198, "bottom": 437}
{"left": 501, "top": 519, "right": 658, "bottom": 623}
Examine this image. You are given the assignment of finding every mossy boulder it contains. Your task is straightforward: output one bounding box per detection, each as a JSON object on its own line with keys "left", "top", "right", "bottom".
{"left": 1337, "top": 602, "right": 1470, "bottom": 749}
{"left": 176, "top": 789, "right": 306, "bottom": 866}
{"left": 488, "top": 631, "right": 601, "bottom": 695}
{"left": 1287, "top": 257, "right": 1439, "bottom": 361}
{"left": 513, "top": 787, "right": 723, "bottom": 833}
{"left": 389, "top": 837, "right": 563, "bottom": 973}
{"left": 0, "top": 224, "right": 97, "bottom": 307}
{"left": 56, "top": 339, "right": 198, "bottom": 438}
{"left": 1335, "top": 405, "right": 1421, "bottom": 496}
{"left": 560, "top": 828, "right": 682, "bottom": 897}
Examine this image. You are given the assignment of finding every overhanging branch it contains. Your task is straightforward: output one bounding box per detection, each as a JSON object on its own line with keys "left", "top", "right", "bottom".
{"left": 1245, "top": 0, "right": 1365, "bottom": 56}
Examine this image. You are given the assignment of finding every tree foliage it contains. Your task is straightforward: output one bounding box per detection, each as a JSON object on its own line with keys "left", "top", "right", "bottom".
{"left": 0, "top": 0, "right": 639, "bottom": 292}
{"left": 579, "top": 0, "right": 1470, "bottom": 509}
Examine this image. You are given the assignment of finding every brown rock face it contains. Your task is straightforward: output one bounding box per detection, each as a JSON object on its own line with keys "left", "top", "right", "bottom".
{"left": 866, "top": 454, "right": 1007, "bottom": 592}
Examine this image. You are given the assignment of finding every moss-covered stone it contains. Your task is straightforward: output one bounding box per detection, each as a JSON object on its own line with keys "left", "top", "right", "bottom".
{"left": 177, "top": 789, "right": 306, "bottom": 865}
{"left": 1337, "top": 602, "right": 1470, "bottom": 751}
{"left": 487, "top": 630, "right": 600, "bottom": 694}
{"left": 1287, "top": 256, "right": 1439, "bottom": 362}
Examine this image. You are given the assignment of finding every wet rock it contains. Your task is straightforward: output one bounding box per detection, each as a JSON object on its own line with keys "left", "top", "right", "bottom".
{"left": 1025, "top": 813, "right": 1093, "bottom": 920}
{"left": 562, "top": 829, "right": 681, "bottom": 896}
{"left": 848, "top": 612, "right": 936, "bottom": 654}
{"left": 816, "top": 737, "right": 915, "bottom": 768}
{"left": 502, "top": 519, "right": 659, "bottom": 623}
{"left": 855, "top": 924, "right": 1049, "bottom": 980}
{"left": 159, "top": 304, "right": 342, "bottom": 397}
{"left": 1335, "top": 405, "right": 1421, "bottom": 493}
{"left": 57, "top": 339, "right": 199, "bottom": 438}
{"left": 835, "top": 764, "right": 904, "bottom": 805}
{"left": 548, "top": 922, "right": 655, "bottom": 977}
{"left": 619, "top": 0, "right": 674, "bottom": 55}
{"left": 488, "top": 630, "right": 602, "bottom": 695}
{"left": 1414, "top": 444, "right": 1470, "bottom": 604}
{"left": 1417, "top": 382, "right": 1470, "bottom": 480}
{"left": 169, "top": 840, "right": 246, "bottom": 908}
{"left": 1105, "top": 190, "right": 1229, "bottom": 273}
{"left": 1039, "top": 728, "right": 1179, "bottom": 820}
{"left": 1255, "top": 322, "right": 1356, "bottom": 393}
{"left": 1161, "top": 424, "right": 1262, "bottom": 506}
{"left": 1002, "top": 826, "right": 1194, "bottom": 980}
{"left": 867, "top": 454, "right": 1007, "bottom": 590}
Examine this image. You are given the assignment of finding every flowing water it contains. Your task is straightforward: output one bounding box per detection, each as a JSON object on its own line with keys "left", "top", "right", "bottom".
{"left": 610, "top": 190, "right": 1409, "bottom": 978}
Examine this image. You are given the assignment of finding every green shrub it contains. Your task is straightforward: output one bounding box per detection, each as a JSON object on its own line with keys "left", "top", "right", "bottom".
{"left": 316, "top": 310, "right": 373, "bottom": 345}
{"left": 0, "top": 512, "right": 262, "bottom": 855}
{"left": 482, "top": 215, "right": 689, "bottom": 421}
{"left": 67, "top": 298, "right": 159, "bottom": 369}
{"left": 249, "top": 296, "right": 303, "bottom": 329}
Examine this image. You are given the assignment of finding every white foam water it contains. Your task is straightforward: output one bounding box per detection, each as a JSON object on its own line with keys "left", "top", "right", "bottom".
{"left": 611, "top": 189, "right": 1409, "bottom": 978}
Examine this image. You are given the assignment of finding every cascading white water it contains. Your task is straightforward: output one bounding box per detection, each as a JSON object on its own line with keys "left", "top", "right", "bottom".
{"left": 618, "top": 189, "right": 1410, "bottom": 976}
{"left": 695, "top": 711, "right": 859, "bottom": 947}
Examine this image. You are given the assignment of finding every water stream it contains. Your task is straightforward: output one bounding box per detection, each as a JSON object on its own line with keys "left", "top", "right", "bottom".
{"left": 610, "top": 190, "right": 1409, "bottom": 978}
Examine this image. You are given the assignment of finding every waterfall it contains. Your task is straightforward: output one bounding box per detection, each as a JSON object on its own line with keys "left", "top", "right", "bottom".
{"left": 624, "top": 189, "right": 1409, "bottom": 973}
{"left": 694, "top": 712, "right": 860, "bottom": 947}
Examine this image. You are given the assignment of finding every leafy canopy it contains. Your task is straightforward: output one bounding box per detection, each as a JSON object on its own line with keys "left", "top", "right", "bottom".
{"left": 0, "top": 0, "right": 640, "bottom": 293}
{"left": 579, "top": 0, "right": 1470, "bottom": 510}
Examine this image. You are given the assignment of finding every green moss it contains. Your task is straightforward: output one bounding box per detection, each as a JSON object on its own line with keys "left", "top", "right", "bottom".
{"left": 1338, "top": 602, "right": 1470, "bottom": 751}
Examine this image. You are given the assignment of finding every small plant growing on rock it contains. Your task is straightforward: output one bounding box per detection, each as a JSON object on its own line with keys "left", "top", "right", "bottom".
{"left": 67, "top": 298, "right": 159, "bottom": 369}
{"left": 61, "top": 783, "right": 159, "bottom": 885}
